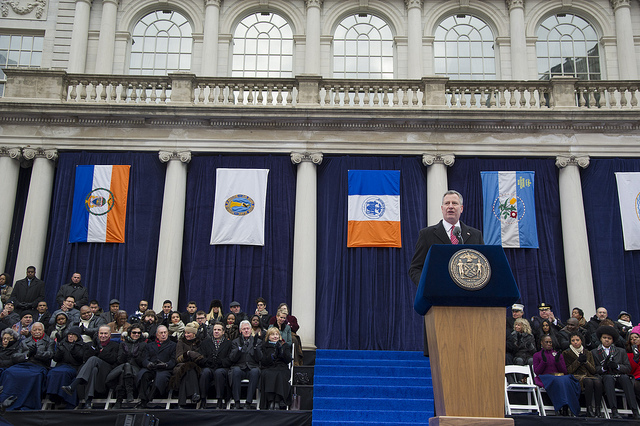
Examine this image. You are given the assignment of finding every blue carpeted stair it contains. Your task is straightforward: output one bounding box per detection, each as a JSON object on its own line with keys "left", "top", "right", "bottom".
{"left": 312, "top": 350, "right": 433, "bottom": 425}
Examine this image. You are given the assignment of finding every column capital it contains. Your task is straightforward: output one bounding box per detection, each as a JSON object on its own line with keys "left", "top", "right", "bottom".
{"left": 505, "top": 0, "right": 524, "bottom": 11}
{"left": 23, "top": 148, "right": 58, "bottom": 162}
{"left": 0, "top": 147, "right": 22, "bottom": 160}
{"left": 555, "top": 155, "right": 590, "bottom": 169}
{"left": 159, "top": 150, "right": 192, "bottom": 163}
{"left": 102, "top": 0, "right": 120, "bottom": 6}
{"left": 205, "top": 0, "right": 222, "bottom": 7}
{"left": 291, "top": 152, "right": 323, "bottom": 165}
{"left": 423, "top": 153, "right": 455, "bottom": 167}
{"left": 404, "top": 0, "right": 423, "bottom": 9}
{"left": 611, "top": 0, "right": 631, "bottom": 10}
{"left": 305, "top": 0, "right": 323, "bottom": 8}
{"left": 76, "top": 0, "right": 93, "bottom": 5}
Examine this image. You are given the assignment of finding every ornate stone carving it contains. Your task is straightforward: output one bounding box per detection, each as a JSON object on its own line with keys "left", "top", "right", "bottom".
{"left": 205, "top": 0, "right": 222, "bottom": 7}
{"left": 505, "top": 0, "right": 524, "bottom": 10}
{"left": 422, "top": 154, "right": 455, "bottom": 167}
{"left": 1, "top": 0, "right": 47, "bottom": 18}
{"left": 291, "top": 152, "right": 323, "bottom": 165}
{"left": 22, "top": 147, "right": 57, "bottom": 161}
{"left": 555, "top": 155, "right": 589, "bottom": 169}
{"left": 0, "top": 147, "right": 22, "bottom": 160}
{"left": 159, "top": 150, "right": 192, "bottom": 163}
{"left": 610, "top": 0, "right": 630, "bottom": 10}
{"left": 305, "top": 0, "right": 322, "bottom": 8}
{"left": 404, "top": 0, "right": 423, "bottom": 9}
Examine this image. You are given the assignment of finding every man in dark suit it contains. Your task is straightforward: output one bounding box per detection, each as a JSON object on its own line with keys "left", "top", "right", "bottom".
{"left": 11, "top": 266, "right": 45, "bottom": 314}
{"left": 408, "top": 190, "right": 483, "bottom": 356}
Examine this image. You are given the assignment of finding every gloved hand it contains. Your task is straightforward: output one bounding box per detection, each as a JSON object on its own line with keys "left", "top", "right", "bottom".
{"left": 146, "top": 361, "right": 157, "bottom": 370}
{"left": 553, "top": 351, "right": 562, "bottom": 363}
{"left": 577, "top": 353, "right": 587, "bottom": 363}
{"left": 607, "top": 360, "right": 618, "bottom": 371}
{"left": 27, "top": 344, "right": 37, "bottom": 357}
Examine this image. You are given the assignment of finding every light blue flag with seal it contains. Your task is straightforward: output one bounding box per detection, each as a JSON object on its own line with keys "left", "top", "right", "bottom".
{"left": 481, "top": 171, "right": 538, "bottom": 248}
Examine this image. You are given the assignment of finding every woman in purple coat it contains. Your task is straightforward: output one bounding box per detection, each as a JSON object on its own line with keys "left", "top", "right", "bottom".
{"left": 533, "top": 335, "right": 580, "bottom": 416}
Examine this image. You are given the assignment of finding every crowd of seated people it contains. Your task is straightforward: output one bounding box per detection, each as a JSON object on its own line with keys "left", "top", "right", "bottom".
{"left": 0, "top": 269, "right": 300, "bottom": 411}
{"left": 506, "top": 302, "right": 640, "bottom": 419}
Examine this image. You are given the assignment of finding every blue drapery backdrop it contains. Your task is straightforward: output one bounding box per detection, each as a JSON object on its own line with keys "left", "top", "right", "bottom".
{"left": 448, "top": 158, "right": 568, "bottom": 322}
{"left": 4, "top": 165, "right": 31, "bottom": 281}
{"left": 582, "top": 158, "right": 640, "bottom": 321}
{"left": 316, "top": 156, "right": 427, "bottom": 351}
{"left": 42, "top": 152, "right": 165, "bottom": 316}
{"left": 180, "top": 155, "right": 296, "bottom": 317}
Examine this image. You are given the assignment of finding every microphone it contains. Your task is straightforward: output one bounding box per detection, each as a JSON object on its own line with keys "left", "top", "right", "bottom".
{"left": 453, "top": 226, "right": 463, "bottom": 244}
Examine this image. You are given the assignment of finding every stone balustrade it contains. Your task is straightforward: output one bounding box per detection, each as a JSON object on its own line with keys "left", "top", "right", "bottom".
{"left": 2, "top": 68, "right": 640, "bottom": 110}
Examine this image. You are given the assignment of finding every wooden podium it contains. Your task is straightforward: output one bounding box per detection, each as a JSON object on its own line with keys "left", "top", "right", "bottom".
{"left": 414, "top": 245, "right": 520, "bottom": 426}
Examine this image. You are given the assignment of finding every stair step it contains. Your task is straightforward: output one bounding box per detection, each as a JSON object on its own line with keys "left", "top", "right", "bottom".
{"left": 313, "top": 384, "right": 433, "bottom": 399}
{"left": 315, "top": 350, "right": 428, "bottom": 361}
{"left": 313, "top": 409, "right": 434, "bottom": 422}
{"left": 315, "top": 357, "right": 431, "bottom": 367}
{"left": 314, "top": 365, "right": 430, "bottom": 377}
{"left": 314, "top": 375, "right": 431, "bottom": 386}
{"left": 313, "top": 397, "right": 432, "bottom": 411}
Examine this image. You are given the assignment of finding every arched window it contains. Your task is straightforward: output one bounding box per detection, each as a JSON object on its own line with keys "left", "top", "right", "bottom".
{"left": 536, "top": 14, "right": 600, "bottom": 80}
{"left": 434, "top": 15, "right": 496, "bottom": 79}
{"left": 129, "top": 10, "right": 193, "bottom": 75}
{"left": 232, "top": 12, "right": 294, "bottom": 77}
{"left": 333, "top": 14, "right": 394, "bottom": 79}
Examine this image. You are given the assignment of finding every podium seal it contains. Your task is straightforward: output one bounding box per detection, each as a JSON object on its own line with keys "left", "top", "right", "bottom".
{"left": 448, "top": 249, "right": 491, "bottom": 291}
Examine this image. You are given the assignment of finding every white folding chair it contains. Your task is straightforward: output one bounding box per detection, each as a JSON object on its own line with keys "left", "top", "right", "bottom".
{"left": 504, "top": 365, "right": 545, "bottom": 416}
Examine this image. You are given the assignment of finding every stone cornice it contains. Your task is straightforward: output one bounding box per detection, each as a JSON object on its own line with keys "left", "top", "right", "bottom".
{"left": 555, "top": 155, "right": 590, "bottom": 169}
{"left": 0, "top": 146, "right": 22, "bottom": 160}
{"left": 291, "top": 152, "right": 323, "bottom": 165}
{"left": 159, "top": 150, "right": 192, "bottom": 163}
{"left": 423, "top": 154, "right": 455, "bottom": 167}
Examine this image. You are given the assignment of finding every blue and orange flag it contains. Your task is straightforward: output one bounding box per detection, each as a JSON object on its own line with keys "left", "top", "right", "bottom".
{"left": 69, "top": 165, "right": 130, "bottom": 243}
{"left": 347, "top": 170, "right": 401, "bottom": 247}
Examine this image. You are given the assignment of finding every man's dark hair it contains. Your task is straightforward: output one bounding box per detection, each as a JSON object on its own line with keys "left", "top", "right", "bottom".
{"left": 187, "top": 301, "right": 197, "bottom": 306}
{"left": 26, "top": 266, "right": 36, "bottom": 272}
{"left": 89, "top": 299, "right": 100, "bottom": 306}
{"left": 256, "top": 297, "right": 266, "bottom": 304}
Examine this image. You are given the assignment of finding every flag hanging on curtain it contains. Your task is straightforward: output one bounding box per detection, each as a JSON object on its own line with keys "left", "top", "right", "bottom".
{"left": 69, "top": 165, "right": 131, "bottom": 243}
{"left": 481, "top": 171, "right": 538, "bottom": 248}
{"left": 615, "top": 172, "right": 640, "bottom": 250}
{"left": 347, "top": 170, "right": 401, "bottom": 248}
{"left": 210, "top": 168, "right": 269, "bottom": 246}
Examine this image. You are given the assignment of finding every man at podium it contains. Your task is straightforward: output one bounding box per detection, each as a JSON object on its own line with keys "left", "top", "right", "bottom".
{"left": 408, "top": 190, "right": 484, "bottom": 355}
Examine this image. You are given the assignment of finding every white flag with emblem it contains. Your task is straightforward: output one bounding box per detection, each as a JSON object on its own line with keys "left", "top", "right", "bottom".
{"left": 615, "top": 172, "right": 640, "bottom": 250}
{"left": 210, "top": 168, "right": 269, "bottom": 246}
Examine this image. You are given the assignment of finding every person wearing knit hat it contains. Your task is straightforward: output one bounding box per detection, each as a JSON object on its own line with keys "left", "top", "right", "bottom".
{"left": 46, "top": 326, "right": 84, "bottom": 408}
{"left": 617, "top": 311, "right": 633, "bottom": 340}
{"left": 591, "top": 325, "right": 639, "bottom": 419}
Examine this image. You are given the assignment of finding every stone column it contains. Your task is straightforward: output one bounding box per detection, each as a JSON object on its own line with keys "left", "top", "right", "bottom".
{"left": 153, "top": 151, "right": 191, "bottom": 311}
{"left": 201, "top": 0, "right": 222, "bottom": 76}
{"left": 0, "top": 148, "right": 22, "bottom": 274}
{"left": 611, "top": 0, "right": 638, "bottom": 79}
{"left": 556, "top": 155, "right": 596, "bottom": 317}
{"left": 304, "top": 0, "right": 323, "bottom": 74}
{"left": 290, "top": 152, "right": 323, "bottom": 349}
{"left": 406, "top": 0, "right": 424, "bottom": 79}
{"left": 94, "top": 0, "right": 119, "bottom": 74}
{"left": 68, "top": 0, "right": 93, "bottom": 73}
{"left": 13, "top": 149, "right": 58, "bottom": 281}
{"left": 506, "top": 0, "right": 528, "bottom": 80}
{"left": 423, "top": 154, "right": 454, "bottom": 226}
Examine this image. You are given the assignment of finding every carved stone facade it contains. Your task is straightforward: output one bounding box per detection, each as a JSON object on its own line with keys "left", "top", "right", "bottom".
{"left": 0, "top": 0, "right": 47, "bottom": 19}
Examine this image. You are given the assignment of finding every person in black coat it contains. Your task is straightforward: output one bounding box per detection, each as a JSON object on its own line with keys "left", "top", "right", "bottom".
{"left": 260, "top": 327, "right": 292, "bottom": 410}
{"left": 0, "top": 329, "right": 20, "bottom": 369}
{"left": 229, "top": 320, "right": 262, "bottom": 409}
{"left": 55, "top": 273, "right": 88, "bottom": 309}
{"left": 135, "top": 325, "right": 176, "bottom": 408}
{"left": 46, "top": 326, "right": 84, "bottom": 408}
{"left": 0, "top": 301, "right": 19, "bottom": 330}
{"left": 199, "top": 322, "right": 232, "bottom": 409}
{"left": 408, "top": 190, "right": 483, "bottom": 356}
{"left": 591, "top": 325, "right": 640, "bottom": 419}
{"left": 106, "top": 324, "right": 147, "bottom": 408}
{"left": 62, "top": 325, "right": 119, "bottom": 408}
{"left": 11, "top": 266, "right": 45, "bottom": 314}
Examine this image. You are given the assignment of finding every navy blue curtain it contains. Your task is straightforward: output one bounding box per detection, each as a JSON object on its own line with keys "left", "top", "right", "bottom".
{"left": 4, "top": 165, "right": 31, "bottom": 281}
{"left": 180, "top": 155, "right": 296, "bottom": 316}
{"left": 448, "top": 158, "right": 567, "bottom": 321}
{"left": 42, "top": 152, "right": 165, "bottom": 315}
{"left": 582, "top": 158, "right": 640, "bottom": 321}
{"left": 316, "top": 156, "right": 426, "bottom": 351}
